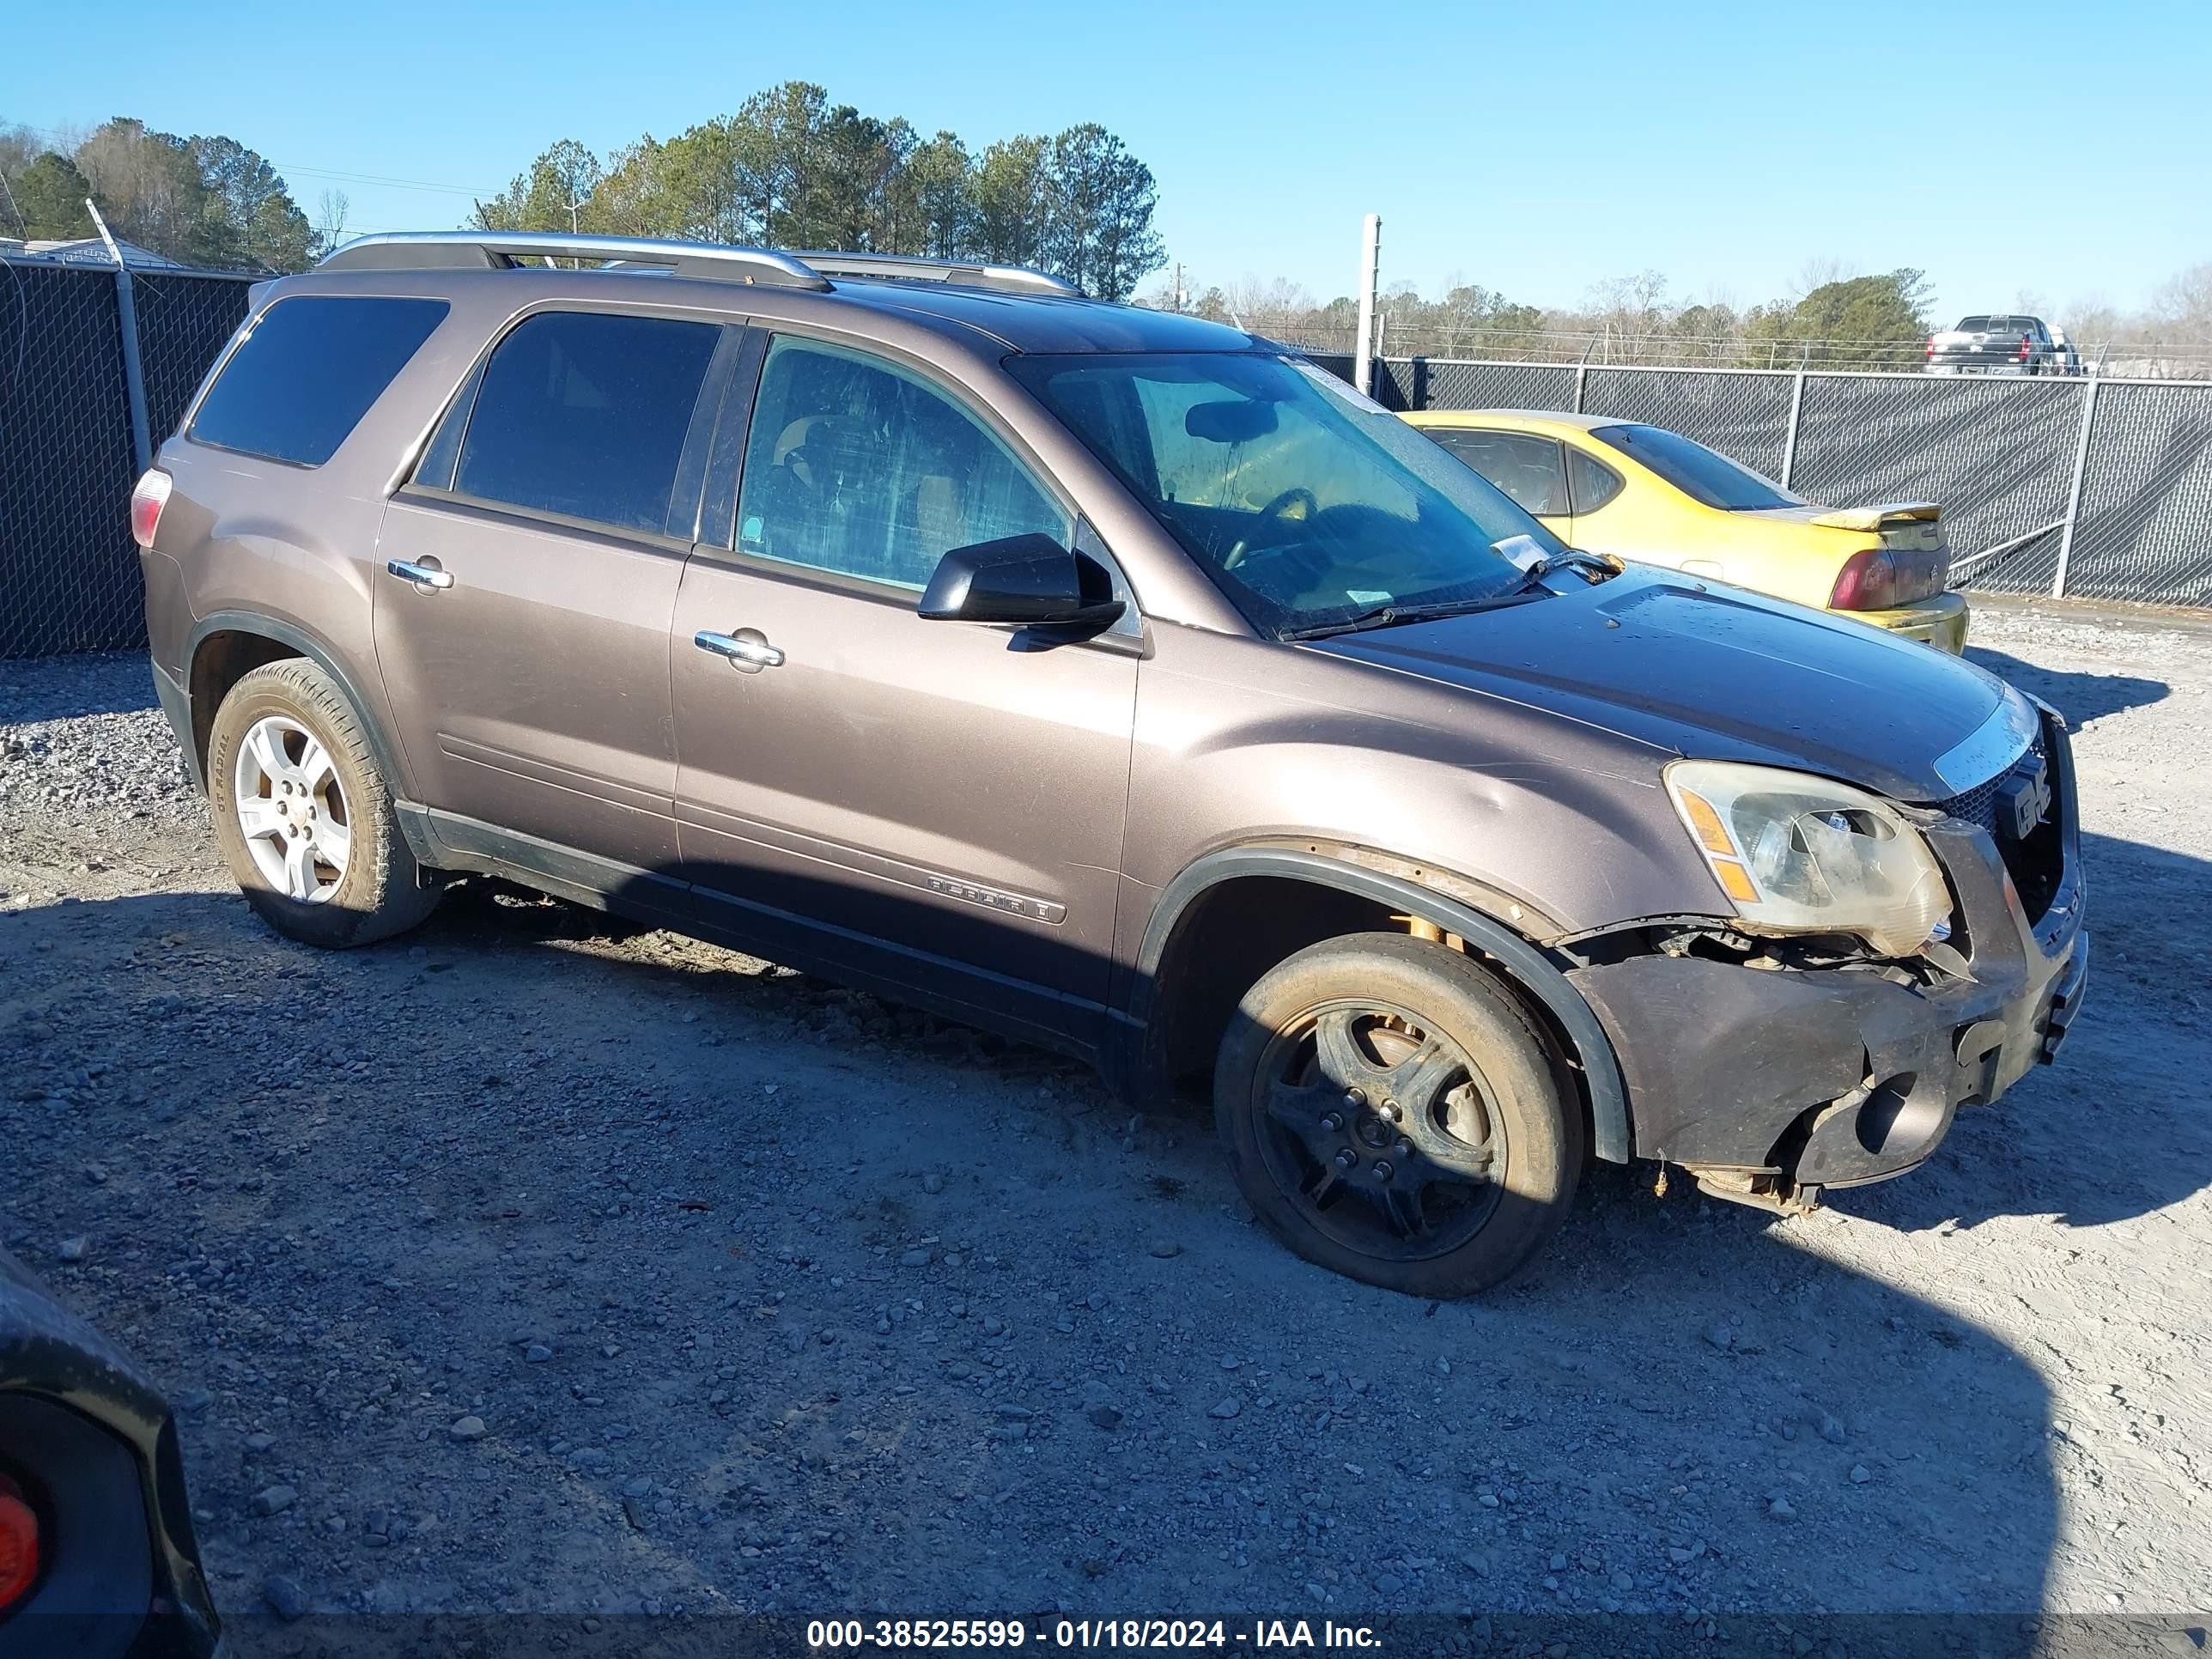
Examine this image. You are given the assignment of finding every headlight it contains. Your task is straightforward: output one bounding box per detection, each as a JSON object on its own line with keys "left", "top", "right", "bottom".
{"left": 1664, "top": 760, "right": 1950, "bottom": 956}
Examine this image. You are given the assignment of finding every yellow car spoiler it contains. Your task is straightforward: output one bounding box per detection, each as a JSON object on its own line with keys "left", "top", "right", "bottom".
{"left": 1802, "top": 501, "right": 1942, "bottom": 532}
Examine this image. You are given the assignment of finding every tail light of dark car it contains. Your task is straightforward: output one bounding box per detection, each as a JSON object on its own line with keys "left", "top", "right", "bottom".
{"left": 1830, "top": 546, "right": 1949, "bottom": 611}
{"left": 2019, "top": 335, "right": 2032, "bottom": 362}
{"left": 0, "top": 1472, "right": 37, "bottom": 1615}
{"left": 130, "top": 470, "right": 171, "bottom": 551}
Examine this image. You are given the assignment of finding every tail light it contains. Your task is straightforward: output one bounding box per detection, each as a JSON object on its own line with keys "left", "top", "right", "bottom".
{"left": 1925, "top": 337, "right": 1936, "bottom": 360}
{"left": 1830, "top": 548, "right": 1900, "bottom": 611}
{"left": 0, "top": 1475, "right": 38, "bottom": 1613}
{"left": 2019, "top": 335, "right": 2031, "bottom": 362}
{"left": 130, "top": 470, "right": 172, "bottom": 550}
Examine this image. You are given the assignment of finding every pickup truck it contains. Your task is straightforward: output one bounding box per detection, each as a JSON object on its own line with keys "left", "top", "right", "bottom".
{"left": 1925, "top": 314, "right": 2060, "bottom": 375}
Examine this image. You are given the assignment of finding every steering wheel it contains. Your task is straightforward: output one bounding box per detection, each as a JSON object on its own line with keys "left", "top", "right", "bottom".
{"left": 1223, "top": 487, "right": 1321, "bottom": 571}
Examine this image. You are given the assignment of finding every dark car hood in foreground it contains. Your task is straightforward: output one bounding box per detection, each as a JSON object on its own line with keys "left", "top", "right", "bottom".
{"left": 1312, "top": 571, "right": 2009, "bottom": 803}
{"left": 1, "top": 1246, "right": 220, "bottom": 1657}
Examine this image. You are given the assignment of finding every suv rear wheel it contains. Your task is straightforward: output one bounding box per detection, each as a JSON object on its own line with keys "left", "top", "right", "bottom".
{"left": 206, "top": 659, "right": 439, "bottom": 948}
{"left": 1215, "top": 932, "right": 1583, "bottom": 1297}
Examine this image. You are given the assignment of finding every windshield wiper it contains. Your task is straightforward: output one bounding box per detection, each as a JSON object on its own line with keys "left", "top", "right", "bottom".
{"left": 1279, "top": 590, "right": 1542, "bottom": 641}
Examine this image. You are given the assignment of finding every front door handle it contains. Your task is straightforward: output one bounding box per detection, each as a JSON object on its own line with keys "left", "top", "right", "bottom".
{"left": 386, "top": 558, "right": 454, "bottom": 591}
{"left": 695, "top": 629, "right": 785, "bottom": 672}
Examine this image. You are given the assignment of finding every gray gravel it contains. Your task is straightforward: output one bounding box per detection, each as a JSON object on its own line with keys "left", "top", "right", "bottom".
{"left": 3, "top": 599, "right": 2209, "bottom": 1622}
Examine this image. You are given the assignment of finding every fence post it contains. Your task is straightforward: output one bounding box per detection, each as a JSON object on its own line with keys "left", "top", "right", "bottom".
{"left": 2051, "top": 373, "right": 2101, "bottom": 600}
{"left": 1779, "top": 346, "right": 1809, "bottom": 489}
{"left": 1572, "top": 338, "right": 1595, "bottom": 414}
{"left": 87, "top": 201, "right": 153, "bottom": 477}
{"left": 1352, "top": 213, "right": 1382, "bottom": 398}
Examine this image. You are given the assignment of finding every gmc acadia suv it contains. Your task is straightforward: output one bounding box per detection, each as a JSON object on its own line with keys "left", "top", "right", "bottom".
{"left": 131, "top": 232, "right": 2088, "bottom": 1296}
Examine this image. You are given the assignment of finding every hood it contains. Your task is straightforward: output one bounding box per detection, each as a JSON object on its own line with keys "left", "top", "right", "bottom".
{"left": 1310, "top": 570, "right": 2014, "bottom": 802}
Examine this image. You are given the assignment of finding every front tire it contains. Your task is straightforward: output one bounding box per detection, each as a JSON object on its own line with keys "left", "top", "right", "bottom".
{"left": 206, "top": 659, "right": 439, "bottom": 948}
{"left": 1215, "top": 933, "right": 1583, "bottom": 1297}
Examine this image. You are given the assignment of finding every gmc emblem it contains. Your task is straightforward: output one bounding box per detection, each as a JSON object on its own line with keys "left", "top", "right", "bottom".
{"left": 1996, "top": 755, "right": 2052, "bottom": 842}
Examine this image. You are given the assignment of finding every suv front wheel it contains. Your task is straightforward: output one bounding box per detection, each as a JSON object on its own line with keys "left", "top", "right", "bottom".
{"left": 206, "top": 659, "right": 439, "bottom": 948}
{"left": 1215, "top": 933, "right": 1583, "bottom": 1297}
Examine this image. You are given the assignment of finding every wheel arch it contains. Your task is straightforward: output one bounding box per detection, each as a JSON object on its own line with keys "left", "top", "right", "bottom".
{"left": 184, "top": 611, "right": 422, "bottom": 846}
{"left": 1120, "top": 844, "right": 1632, "bottom": 1164}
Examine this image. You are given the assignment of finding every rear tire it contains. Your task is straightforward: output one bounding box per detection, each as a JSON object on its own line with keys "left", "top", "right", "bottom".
{"left": 1214, "top": 932, "right": 1583, "bottom": 1297}
{"left": 206, "top": 659, "right": 439, "bottom": 948}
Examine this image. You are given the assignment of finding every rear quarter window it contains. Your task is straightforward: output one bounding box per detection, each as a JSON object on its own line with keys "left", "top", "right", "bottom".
{"left": 188, "top": 295, "right": 448, "bottom": 467}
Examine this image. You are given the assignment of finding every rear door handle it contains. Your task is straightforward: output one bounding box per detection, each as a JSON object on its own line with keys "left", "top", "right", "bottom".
{"left": 695, "top": 629, "right": 785, "bottom": 671}
{"left": 386, "top": 558, "right": 454, "bottom": 591}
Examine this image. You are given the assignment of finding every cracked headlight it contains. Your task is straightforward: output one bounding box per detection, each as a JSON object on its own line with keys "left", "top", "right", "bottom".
{"left": 1664, "top": 760, "right": 1950, "bottom": 957}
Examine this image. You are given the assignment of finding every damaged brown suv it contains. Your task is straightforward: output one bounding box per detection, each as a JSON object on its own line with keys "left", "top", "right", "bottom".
{"left": 133, "top": 232, "right": 2088, "bottom": 1296}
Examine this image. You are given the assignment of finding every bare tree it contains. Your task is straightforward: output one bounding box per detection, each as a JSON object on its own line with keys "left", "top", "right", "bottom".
{"left": 1224, "top": 276, "right": 1315, "bottom": 337}
{"left": 2152, "top": 263, "right": 2212, "bottom": 344}
{"left": 313, "top": 189, "right": 349, "bottom": 259}
{"left": 1789, "top": 255, "right": 1851, "bottom": 304}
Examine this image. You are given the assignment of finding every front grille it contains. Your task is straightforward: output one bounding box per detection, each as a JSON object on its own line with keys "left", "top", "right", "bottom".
{"left": 1929, "top": 729, "right": 2045, "bottom": 835}
{"left": 1932, "top": 771, "right": 2005, "bottom": 837}
{"left": 1923, "top": 723, "right": 2064, "bottom": 924}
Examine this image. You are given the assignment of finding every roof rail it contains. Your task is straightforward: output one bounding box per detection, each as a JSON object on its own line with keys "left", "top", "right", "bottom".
{"left": 316, "top": 231, "right": 832, "bottom": 289}
{"left": 788, "top": 251, "right": 1080, "bottom": 299}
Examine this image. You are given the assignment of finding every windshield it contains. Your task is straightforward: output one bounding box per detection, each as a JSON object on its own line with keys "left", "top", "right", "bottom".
{"left": 1008, "top": 352, "right": 1563, "bottom": 635}
{"left": 1589, "top": 422, "right": 1802, "bottom": 512}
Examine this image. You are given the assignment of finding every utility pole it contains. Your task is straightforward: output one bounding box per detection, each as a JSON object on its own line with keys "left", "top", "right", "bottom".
{"left": 1353, "top": 213, "right": 1382, "bottom": 396}
{"left": 565, "top": 192, "right": 586, "bottom": 268}
{"left": 87, "top": 199, "right": 152, "bottom": 478}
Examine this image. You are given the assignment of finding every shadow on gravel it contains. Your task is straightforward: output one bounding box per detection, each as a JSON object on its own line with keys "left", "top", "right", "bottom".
{"left": 1, "top": 881, "right": 2112, "bottom": 1620}
{"left": 0, "top": 655, "right": 159, "bottom": 723}
{"left": 1968, "top": 646, "right": 2168, "bottom": 726}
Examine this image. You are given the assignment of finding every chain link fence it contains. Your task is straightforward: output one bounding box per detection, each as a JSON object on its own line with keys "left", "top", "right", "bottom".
{"left": 0, "top": 259, "right": 252, "bottom": 658}
{"left": 1360, "top": 354, "right": 2212, "bottom": 608}
{"left": 4, "top": 268, "right": 2208, "bottom": 659}
{"left": 1583, "top": 367, "right": 1797, "bottom": 483}
{"left": 2066, "top": 381, "right": 2212, "bottom": 608}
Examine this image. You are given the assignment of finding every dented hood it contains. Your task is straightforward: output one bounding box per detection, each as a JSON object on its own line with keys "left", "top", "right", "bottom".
{"left": 1310, "top": 570, "right": 2014, "bottom": 802}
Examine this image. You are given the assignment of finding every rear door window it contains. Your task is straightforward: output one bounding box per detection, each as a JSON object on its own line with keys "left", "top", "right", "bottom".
{"left": 1424, "top": 429, "right": 1568, "bottom": 517}
{"left": 451, "top": 310, "right": 721, "bottom": 535}
{"left": 189, "top": 295, "right": 447, "bottom": 467}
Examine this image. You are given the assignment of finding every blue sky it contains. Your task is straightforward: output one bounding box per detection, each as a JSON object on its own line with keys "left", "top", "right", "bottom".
{"left": 7, "top": 0, "right": 2205, "bottom": 318}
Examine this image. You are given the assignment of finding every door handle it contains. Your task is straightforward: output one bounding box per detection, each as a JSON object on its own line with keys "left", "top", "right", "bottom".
{"left": 386, "top": 558, "right": 454, "bottom": 591}
{"left": 695, "top": 629, "right": 785, "bottom": 670}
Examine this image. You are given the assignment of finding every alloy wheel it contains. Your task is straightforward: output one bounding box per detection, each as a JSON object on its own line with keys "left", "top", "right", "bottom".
{"left": 232, "top": 714, "right": 351, "bottom": 903}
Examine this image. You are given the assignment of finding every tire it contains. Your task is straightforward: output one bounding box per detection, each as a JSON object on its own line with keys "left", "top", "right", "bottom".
{"left": 1214, "top": 932, "right": 1583, "bottom": 1297}
{"left": 206, "top": 659, "right": 440, "bottom": 948}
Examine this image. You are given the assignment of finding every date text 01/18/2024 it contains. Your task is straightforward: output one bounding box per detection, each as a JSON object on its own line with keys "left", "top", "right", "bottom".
{"left": 805, "top": 1619, "right": 1384, "bottom": 1650}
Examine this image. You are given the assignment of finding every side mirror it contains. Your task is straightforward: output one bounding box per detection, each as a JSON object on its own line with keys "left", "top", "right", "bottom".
{"left": 918, "top": 533, "right": 1126, "bottom": 629}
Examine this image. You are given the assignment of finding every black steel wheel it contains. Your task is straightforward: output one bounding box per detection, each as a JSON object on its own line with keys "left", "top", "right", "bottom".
{"left": 1216, "top": 933, "right": 1583, "bottom": 1297}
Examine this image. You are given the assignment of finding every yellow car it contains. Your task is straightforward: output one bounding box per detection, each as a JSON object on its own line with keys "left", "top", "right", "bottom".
{"left": 1404, "top": 410, "right": 1970, "bottom": 653}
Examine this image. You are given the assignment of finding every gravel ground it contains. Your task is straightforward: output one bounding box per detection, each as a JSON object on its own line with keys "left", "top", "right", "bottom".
{"left": 3, "top": 599, "right": 2209, "bottom": 1631}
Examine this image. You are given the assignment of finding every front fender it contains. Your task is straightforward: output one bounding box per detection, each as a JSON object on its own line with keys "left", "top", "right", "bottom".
{"left": 1121, "top": 843, "right": 1633, "bottom": 1164}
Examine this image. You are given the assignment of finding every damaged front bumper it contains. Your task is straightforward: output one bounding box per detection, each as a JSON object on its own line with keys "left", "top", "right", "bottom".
{"left": 1566, "top": 726, "right": 2087, "bottom": 1206}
